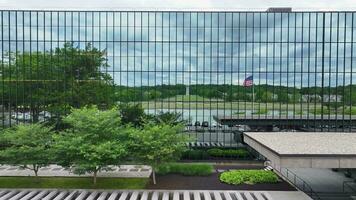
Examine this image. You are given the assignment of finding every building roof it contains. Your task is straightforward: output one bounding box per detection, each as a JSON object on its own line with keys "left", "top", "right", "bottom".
{"left": 244, "top": 132, "right": 356, "bottom": 157}
{"left": 1, "top": 7, "right": 356, "bottom": 12}
{"left": 214, "top": 115, "right": 356, "bottom": 127}
{"left": 244, "top": 132, "right": 356, "bottom": 169}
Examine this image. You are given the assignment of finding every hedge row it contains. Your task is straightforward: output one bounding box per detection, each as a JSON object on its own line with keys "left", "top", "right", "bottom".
{"left": 157, "top": 163, "right": 213, "bottom": 176}
{"left": 181, "top": 148, "right": 251, "bottom": 160}
{"left": 220, "top": 170, "right": 279, "bottom": 185}
{"left": 182, "top": 149, "right": 209, "bottom": 159}
{"left": 207, "top": 148, "right": 249, "bottom": 158}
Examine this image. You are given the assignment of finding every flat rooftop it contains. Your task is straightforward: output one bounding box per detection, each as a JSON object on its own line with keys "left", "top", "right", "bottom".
{"left": 244, "top": 132, "right": 356, "bottom": 157}
{"left": 214, "top": 115, "right": 356, "bottom": 127}
{"left": 244, "top": 132, "right": 356, "bottom": 169}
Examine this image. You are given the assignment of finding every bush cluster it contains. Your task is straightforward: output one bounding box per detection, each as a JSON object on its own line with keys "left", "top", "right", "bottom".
{"left": 343, "top": 106, "right": 356, "bottom": 115}
{"left": 181, "top": 148, "right": 251, "bottom": 160}
{"left": 207, "top": 148, "right": 249, "bottom": 158}
{"left": 181, "top": 149, "right": 209, "bottom": 160}
{"left": 157, "top": 163, "right": 213, "bottom": 176}
{"left": 220, "top": 170, "right": 279, "bottom": 185}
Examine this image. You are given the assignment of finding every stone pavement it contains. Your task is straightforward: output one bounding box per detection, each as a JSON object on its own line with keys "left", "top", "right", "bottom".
{"left": 0, "top": 189, "right": 312, "bottom": 200}
{"left": 0, "top": 165, "right": 152, "bottom": 178}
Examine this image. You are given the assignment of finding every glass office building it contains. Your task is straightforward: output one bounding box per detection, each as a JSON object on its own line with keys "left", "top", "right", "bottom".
{"left": 1, "top": 11, "right": 356, "bottom": 143}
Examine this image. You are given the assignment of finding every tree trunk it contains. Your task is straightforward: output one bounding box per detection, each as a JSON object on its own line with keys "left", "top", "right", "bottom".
{"left": 152, "top": 169, "right": 156, "bottom": 185}
{"left": 32, "top": 109, "right": 40, "bottom": 123}
{"left": 33, "top": 164, "right": 38, "bottom": 177}
{"left": 93, "top": 170, "right": 97, "bottom": 185}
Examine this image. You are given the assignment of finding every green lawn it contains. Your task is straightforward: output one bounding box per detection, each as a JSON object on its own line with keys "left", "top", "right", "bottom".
{"left": 163, "top": 95, "right": 222, "bottom": 102}
{"left": 0, "top": 177, "right": 148, "bottom": 189}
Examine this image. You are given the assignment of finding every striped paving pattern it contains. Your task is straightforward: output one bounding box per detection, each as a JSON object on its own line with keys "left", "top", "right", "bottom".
{"left": 0, "top": 190, "right": 273, "bottom": 200}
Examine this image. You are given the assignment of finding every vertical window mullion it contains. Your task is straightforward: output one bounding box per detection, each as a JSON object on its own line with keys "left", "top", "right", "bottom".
{"left": 342, "top": 13, "right": 347, "bottom": 131}
{"left": 7, "top": 11, "right": 12, "bottom": 125}
{"left": 1, "top": 11, "right": 4, "bottom": 127}
{"left": 350, "top": 13, "right": 354, "bottom": 132}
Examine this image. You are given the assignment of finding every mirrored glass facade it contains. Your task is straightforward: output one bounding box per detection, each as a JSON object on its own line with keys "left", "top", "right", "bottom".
{"left": 1, "top": 11, "right": 356, "bottom": 144}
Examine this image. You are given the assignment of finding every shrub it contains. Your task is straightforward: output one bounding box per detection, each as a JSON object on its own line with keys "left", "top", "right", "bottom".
{"left": 254, "top": 108, "right": 268, "bottom": 115}
{"left": 343, "top": 106, "right": 356, "bottom": 115}
{"left": 310, "top": 107, "right": 331, "bottom": 115}
{"left": 157, "top": 163, "right": 213, "bottom": 176}
{"left": 207, "top": 149, "right": 224, "bottom": 157}
{"left": 207, "top": 148, "right": 250, "bottom": 158}
{"left": 181, "top": 149, "right": 209, "bottom": 160}
{"left": 220, "top": 170, "right": 279, "bottom": 185}
{"left": 226, "top": 149, "right": 249, "bottom": 158}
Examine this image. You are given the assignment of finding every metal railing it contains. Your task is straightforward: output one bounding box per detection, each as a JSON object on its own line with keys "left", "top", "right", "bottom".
{"left": 279, "top": 168, "right": 321, "bottom": 200}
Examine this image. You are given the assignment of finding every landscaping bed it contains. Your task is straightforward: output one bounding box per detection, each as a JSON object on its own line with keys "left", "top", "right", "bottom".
{"left": 220, "top": 170, "right": 279, "bottom": 185}
{"left": 181, "top": 148, "right": 255, "bottom": 161}
{"left": 147, "top": 164, "right": 296, "bottom": 191}
{"left": 0, "top": 164, "right": 295, "bottom": 191}
{"left": 157, "top": 163, "right": 213, "bottom": 176}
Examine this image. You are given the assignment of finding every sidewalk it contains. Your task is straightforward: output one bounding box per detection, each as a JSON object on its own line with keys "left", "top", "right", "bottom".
{"left": 0, "top": 165, "right": 151, "bottom": 178}
{"left": 289, "top": 168, "right": 354, "bottom": 193}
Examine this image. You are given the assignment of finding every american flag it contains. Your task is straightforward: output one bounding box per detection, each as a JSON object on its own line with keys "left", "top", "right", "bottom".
{"left": 243, "top": 75, "right": 253, "bottom": 87}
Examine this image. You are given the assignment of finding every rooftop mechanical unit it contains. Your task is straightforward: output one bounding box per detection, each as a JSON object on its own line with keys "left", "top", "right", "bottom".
{"left": 266, "top": 7, "right": 292, "bottom": 12}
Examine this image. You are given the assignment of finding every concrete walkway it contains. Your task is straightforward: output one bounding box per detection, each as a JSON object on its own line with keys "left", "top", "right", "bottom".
{"left": 0, "top": 189, "right": 312, "bottom": 200}
{"left": 289, "top": 168, "right": 354, "bottom": 193}
{"left": 0, "top": 165, "right": 152, "bottom": 178}
{"left": 0, "top": 164, "right": 265, "bottom": 178}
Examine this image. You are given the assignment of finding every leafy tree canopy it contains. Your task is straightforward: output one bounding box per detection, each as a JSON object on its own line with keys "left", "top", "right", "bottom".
{"left": 0, "top": 123, "right": 54, "bottom": 176}
{"left": 118, "top": 103, "right": 147, "bottom": 127}
{"left": 128, "top": 123, "right": 188, "bottom": 184}
{"left": 53, "top": 106, "right": 128, "bottom": 184}
{"left": 149, "top": 111, "right": 186, "bottom": 126}
{"left": 1, "top": 43, "right": 115, "bottom": 124}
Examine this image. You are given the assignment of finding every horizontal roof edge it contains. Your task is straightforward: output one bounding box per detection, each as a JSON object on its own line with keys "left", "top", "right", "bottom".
{"left": 1, "top": 7, "right": 356, "bottom": 12}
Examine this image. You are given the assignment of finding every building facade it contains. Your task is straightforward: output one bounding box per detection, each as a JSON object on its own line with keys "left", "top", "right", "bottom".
{"left": 0, "top": 10, "right": 355, "bottom": 140}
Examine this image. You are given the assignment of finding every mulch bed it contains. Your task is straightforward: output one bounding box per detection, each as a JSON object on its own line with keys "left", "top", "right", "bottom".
{"left": 147, "top": 165, "right": 296, "bottom": 191}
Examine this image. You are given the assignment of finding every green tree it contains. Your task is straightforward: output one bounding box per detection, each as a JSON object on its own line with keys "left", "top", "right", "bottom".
{"left": 257, "top": 91, "right": 273, "bottom": 102}
{"left": 289, "top": 92, "right": 301, "bottom": 103}
{"left": 117, "top": 88, "right": 139, "bottom": 102}
{"left": 342, "top": 86, "right": 356, "bottom": 104}
{"left": 277, "top": 92, "right": 289, "bottom": 103}
{"left": 150, "top": 111, "right": 186, "bottom": 126}
{"left": 128, "top": 123, "right": 188, "bottom": 184}
{"left": 0, "top": 123, "right": 54, "bottom": 177}
{"left": 53, "top": 106, "right": 128, "bottom": 184}
{"left": 1, "top": 43, "right": 114, "bottom": 125}
{"left": 119, "top": 103, "right": 147, "bottom": 127}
